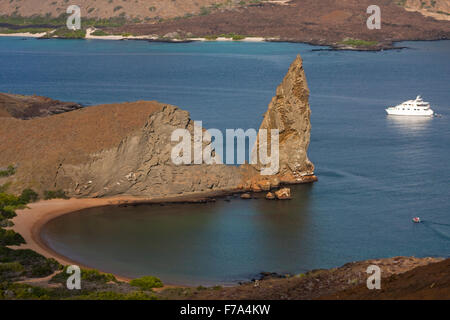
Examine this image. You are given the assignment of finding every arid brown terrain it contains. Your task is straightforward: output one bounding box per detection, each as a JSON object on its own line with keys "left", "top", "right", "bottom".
{"left": 1, "top": 1, "right": 449, "bottom": 49}
{"left": 186, "top": 257, "right": 449, "bottom": 300}
{"left": 0, "top": 55, "right": 316, "bottom": 198}
{"left": 105, "top": 0, "right": 450, "bottom": 49}
{"left": 0, "top": 93, "right": 82, "bottom": 119}
{"left": 404, "top": 0, "right": 450, "bottom": 21}
{"left": 0, "top": 0, "right": 234, "bottom": 20}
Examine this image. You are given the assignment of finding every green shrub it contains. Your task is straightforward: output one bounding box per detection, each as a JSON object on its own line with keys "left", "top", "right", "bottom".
{"left": 19, "top": 189, "right": 38, "bottom": 204}
{"left": 0, "top": 228, "right": 25, "bottom": 246}
{"left": 30, "top": 258, "right": 61, "bottom": 277}
{"left": 0, "top": 183, "right": 11, "bottom": 193}
{"left": 232, "top": 34, "right": 245, "bottom": 41}
{"left": 44, "top": 189, "right": 68, "bottom": 200}
{"left": 52, "top": 28, "right": 86, "bottom": 39}
{"left": 204, "top": 35, "right": 218, "bottom": 40}
{"left": 0, "top": 205, "right": 17, "bottom": 220}
{"left": 67, "top": 290, "right": 158, "bottom": 300}
{"left": 0, "top": 262, "right": 24, "bottom": 273}
{"left": 0, "top": 247, "right": 61, "bottom": 279}
{"left": 0, "top": 193, "right": 21, "bottom": 208}
{"left": 81, "top": 269, "right": 116, "bottom": 283}
{"left": 0, "top": 219, "right": 13, "bottom": 228}
{"left": 130, "top": 276, "right": 163, "bottom": 290}
{"left": 0, "top": 165, "right": 15, "bottom": 177}
{"left": 0, "top": 27, "right": 51, "bottom": 34}
{"left": 339, "top": 39, "right": 378, "bottom": 47}
{"left": 0, "top": 282, "right": 53, "bottom": 300}
{"left": 51, "top": 266, "right": 116, "bottom": 284}
{"left": 91, "top": 29, "right": 109, "bottom": 36}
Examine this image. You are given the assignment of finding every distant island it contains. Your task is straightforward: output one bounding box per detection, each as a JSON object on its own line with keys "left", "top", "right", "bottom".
{"left": 1, "top": 0, "right": 449, "bottom": 50}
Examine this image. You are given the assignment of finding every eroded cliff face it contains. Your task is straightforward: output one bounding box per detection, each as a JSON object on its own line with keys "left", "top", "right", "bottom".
{"left": 61, "top": 105, "right": 243, "bottom": 198}
{"left": 241, "top": 55, "right": 316, "bottom": 192}
{"left": 0, "top": 55, "right": 316, "bottom": 198}
{"left": 256, "top": 55, "right": 314, "bottom": 181}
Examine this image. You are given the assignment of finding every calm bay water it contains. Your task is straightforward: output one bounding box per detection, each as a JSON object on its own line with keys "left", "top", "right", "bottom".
{"left": 1, "top": 37, "right": 449, "bottom": 285}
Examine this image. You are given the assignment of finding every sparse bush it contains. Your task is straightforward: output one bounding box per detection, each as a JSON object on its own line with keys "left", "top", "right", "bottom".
{"left": 67, "top": 290, "right": 158, "bottom": 300}
{"left": 204, "top": 35, "right": 218, "bottom": 40}
{"left": 52, "top": 28, "right": 86, "bottom": 39}
{"left": 19, "top": 189, "right": 38, "bottom": 204}
{"left": 340, "top": 39, "right": 378, "bottom": 47}
{"left": 91, "top": 29, "right": 109, "bottom": 36}
{"left": 130, "top": 276, "right": 163, "bottom": 290}
{"left": 51, "top": 266, "right": 116, "bottom": 284}
{"left": 0, "top": 262, "right": 24, "bottom": 273}
{"left": 0, "top": 228, "right": 25, "bottom": 246}
{"left": 0, "top": 165, "right": 15, "bottom": 177}
{"left": 44, "top": 189, "right": 68, "bottom": 200}
{"left": 0, "top": 247, "right": 61, "bottom": 279}
{"left": 232, "top": 34, "right": 245, "bottom": 41}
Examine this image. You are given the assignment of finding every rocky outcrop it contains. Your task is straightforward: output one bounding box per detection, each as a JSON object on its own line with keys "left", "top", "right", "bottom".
{"left": 0, "top": 93, "right": 82, "bottom": 119}
{"left": 274, "top": 188, "right": 291, "bottom": 200}
{"left": 242, "top": 55, "right": 317, "bottom": 191}
{"left": 0, "top": 54, "right": 316, "bottom": 198}
{"left": 257, "top": 55, "right": 314, "bottom": 181}
{"left": 62, "top": 105, "right": 243, "bottom": 198}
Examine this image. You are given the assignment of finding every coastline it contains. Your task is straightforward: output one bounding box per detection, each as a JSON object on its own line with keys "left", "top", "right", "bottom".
{"left": 1, "top": 30, "right": 440, "bottom": 51}
{"left": 7, "top": 189, "right": 244, "bottom": 283}
{"left": 0, "top": 29, "right": 269, "bottom": 43}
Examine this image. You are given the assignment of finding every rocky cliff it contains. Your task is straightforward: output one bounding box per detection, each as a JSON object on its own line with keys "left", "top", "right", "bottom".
{"left": 256, "top": 55, "right": 315, "bottom": 182}
{"left": 0, "top": 55, "right": 316, "bottom": 198}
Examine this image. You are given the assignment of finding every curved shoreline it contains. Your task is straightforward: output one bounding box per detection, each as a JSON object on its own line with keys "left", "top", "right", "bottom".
{"left": 8, "top": 190, "right": 242, "bottom": 283}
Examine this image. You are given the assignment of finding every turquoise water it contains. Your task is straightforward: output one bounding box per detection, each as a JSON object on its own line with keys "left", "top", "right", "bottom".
{"left": 1, "top": 38, "right": 449, "bottom": 285}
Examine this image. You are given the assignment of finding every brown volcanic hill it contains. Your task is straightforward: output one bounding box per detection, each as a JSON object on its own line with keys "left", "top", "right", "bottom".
{"left": 109, "top": 0, "right": 450, "bottom": 49}
{"left": 188, "top": 257, "right": 447, "bottom": 300}
{"left": 319, "top": 258, "right": 450, "bottom": 300}
{"left": 0, "top": 55, "right": 316, "bottom": 198}
{"left": 0, "top": 101, "right": 165, "bottom": 194}
{"left": 0, "top": 0, "right": 235, "bottom": 20}
{"left": 0, "top": 93, "right": 82, "bottom": 119}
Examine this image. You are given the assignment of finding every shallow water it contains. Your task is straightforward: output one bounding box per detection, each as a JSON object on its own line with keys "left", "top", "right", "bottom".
{"left": 1, "top": 38, "right": 449, "bottom": 285}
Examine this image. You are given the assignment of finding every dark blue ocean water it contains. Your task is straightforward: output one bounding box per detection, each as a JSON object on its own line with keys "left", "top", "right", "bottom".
{"left": 1, "top": 37, "right": 449, "bottom": 285}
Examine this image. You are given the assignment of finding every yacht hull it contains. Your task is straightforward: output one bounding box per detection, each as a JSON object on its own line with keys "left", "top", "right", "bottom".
{"left": 385, "top": 108, "right": 434, "bottom": 116}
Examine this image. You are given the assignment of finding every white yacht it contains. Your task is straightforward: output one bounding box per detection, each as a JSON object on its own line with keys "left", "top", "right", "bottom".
{"left": 386, "top": 96, "right": 434, "bottom": 116}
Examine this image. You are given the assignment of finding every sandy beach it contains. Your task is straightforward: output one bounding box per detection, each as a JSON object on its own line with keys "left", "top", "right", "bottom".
{"left": 0, "top": 32, "right": 49, "bottom": 38}
{"left": 6, "top": 189, "right": 238, "bottom": 282}
{"left": 8, "top": 197, "right": 134, "bottom": 279}
{"left": 0, "top": 28, "right": 269, "bottom": 42}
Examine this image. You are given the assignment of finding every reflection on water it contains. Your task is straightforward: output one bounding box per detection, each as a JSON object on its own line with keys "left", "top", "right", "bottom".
{"left": 42, "top": 186, "right": 314, "bottom": 285}
{"left": 8, "top": 38, "right": 449, "bottom": 285}
{"left": 386, "top": 115, "right": 433, "bottom": 136}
